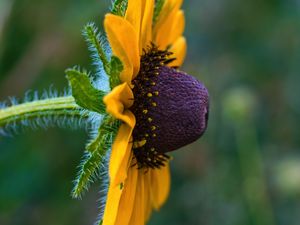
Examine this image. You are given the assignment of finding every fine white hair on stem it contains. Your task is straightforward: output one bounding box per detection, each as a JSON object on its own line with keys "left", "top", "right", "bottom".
{"left": 0, "top": 87, "right": 90, "bottom": 137}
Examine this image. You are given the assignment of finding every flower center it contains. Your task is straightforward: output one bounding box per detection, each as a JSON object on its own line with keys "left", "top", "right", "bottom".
{"left": 130, "top": 45, "right": 209, "bottom": 169}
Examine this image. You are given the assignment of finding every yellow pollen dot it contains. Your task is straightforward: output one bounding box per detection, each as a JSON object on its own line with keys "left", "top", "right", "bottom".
{"left": 133, "top": 139, "right": 147, "bottom": 149}
{"left": 152, "top": 102, "right": 157, "bottom": 107}
{"left": 152, "top": 133, "right": 157, "bottom": 137}
{"left": 155, "top": 72, "right": 159, "bottom": 76}
{"left": 151, "top": 126, "right": 156, "bottom": 131}
{"left": 154, "top": 91, "right": 159, "bottom": 96}
{"left": 151, "top": 82, "right": 156, "bottom": 86}
{"left": 150, "top": 147, "right": 155, "bottom": 151}
{"left": 147, "top": 158, "right": 152, "bottom": 161}
{"left": 147, "top": 93, "right": 153, "bottom": 97}
{"left": 143, "top": 109, "right": 148, "bottom": 114}
{"left": 148, "top": 117, "right": 153, "bottom": 122}
{"left": 145, "top": 133, "right": 149, "bottom": 137}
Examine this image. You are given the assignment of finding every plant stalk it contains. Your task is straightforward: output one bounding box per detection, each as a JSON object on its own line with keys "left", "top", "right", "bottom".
{"left": 0, "top": 96, "right": 88, "bottom": 128}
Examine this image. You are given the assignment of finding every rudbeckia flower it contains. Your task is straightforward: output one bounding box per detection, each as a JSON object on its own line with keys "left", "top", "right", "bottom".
{"left": 0, "top": 0, "right": 208, "bottom": 224}
{"left": 102, "top": 0, "right": 209, "bottom": 224}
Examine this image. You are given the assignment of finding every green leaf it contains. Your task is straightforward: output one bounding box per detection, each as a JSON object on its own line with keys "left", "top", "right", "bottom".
{"left": 154, "top": 0, "right": 166, "bottom": 23}
{"left": 108, "top": 56, "right": 123, "bottom": 89}
{"left": 83, "top": 23, "right": 110, "bottom": 74}
{"left": 86, "top": 115, "right": 116, "bottom": 153}
{"left": 83, "top": 24, "right": 122, "bottom": 90}
{"left": 111, "top": 0, "right": 128, "bottom": 17}
{"left": 66, "top": 69, "right": 106, "bottom": 114}
{"left": 72, "top": 145, "right": 107, "bottom": 198}
{"left": 72, "top": 116, "right": 120, "bottom": 198}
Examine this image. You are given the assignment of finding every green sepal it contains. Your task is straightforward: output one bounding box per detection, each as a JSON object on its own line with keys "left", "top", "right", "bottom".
{"left": 86, "top": 115, "right": 117, "bottom": 153}
{"left": 83, "top": 23, "right": 122, "bottom": 90}
{"left": 66, "top": 69, "right": 106, "bottom": 114}
{"left": 72, "top": 115, "right": 120, "bottom": 198}
{"left": 83, "top": 23, "right": 110, "bottom": 74}
{"left": 153, "top": 0, "right": 166, "bottom": 23}
{"left": 72, "top": 144, "right": 107, "bottom": 199}
{"left": 108, "top": 56, "right": 123, "bottom": 89}
{"left": 111, "top": 0, "right": 128, "bottom": 17}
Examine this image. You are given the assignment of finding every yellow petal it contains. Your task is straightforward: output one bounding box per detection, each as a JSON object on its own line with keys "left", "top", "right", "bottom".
{"left": 169, "top": 36, "right": 187, "bottom": 67}
{"left": 140, "top": 0, "right": 154, "bottom": 51}
{"left": 102, "top": 126, "right": 135, "bottom": 225}
{"left": 102, "top": 181, "right": 124, "bottom": 225}
{"left": 103, "top": 83, "right": 136, "bottom": 186}
{"left": 110, "top": 124, "right": 134, "bottom": 185}
{"left": 129, "top": 169, "right": 145, "bottom": 225}
{"left": 103, "top": 83, "right": 135, "bottom": 127}
{"left": 144, "top": 171, "right": 153, "bottom": 222}
{"left": 103, "top": 148, "right": 132, "bottom": 225}
{"left": 150, "top": 164, "right": 171, "bottom": 210}
{"left": 114, "top": 166, "right": 138, "bottom": 225}
{"left": 168, "top": 10, "right": 185, "bottom": 45}
{"left": 104, "top": 14, "right": 140, "bottom": 82}
{"left": 153, "top": 0, "right": 183, "bottom": 49}
{"left": 125, "top": 0, "right": 142, "bottom": 46}
{"left": 102, "top": 137, "right": 133, "bottom": 225}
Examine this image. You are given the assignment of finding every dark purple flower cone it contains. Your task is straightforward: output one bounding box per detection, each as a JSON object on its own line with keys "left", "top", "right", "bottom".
{"left": 130, "top": 46, "right": 209, "bottom": 168}
{"left": 149, "top": 66, "right": 209, "bottom": 152}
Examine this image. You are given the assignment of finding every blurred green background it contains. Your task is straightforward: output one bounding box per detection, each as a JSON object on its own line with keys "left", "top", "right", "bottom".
{"left": 1, "top": 0, "right": 300, "bottom": 224}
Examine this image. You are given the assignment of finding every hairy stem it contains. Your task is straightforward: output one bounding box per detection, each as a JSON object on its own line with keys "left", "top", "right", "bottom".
{"left": 0, "top": 96, "right": 88, "bottom": 128}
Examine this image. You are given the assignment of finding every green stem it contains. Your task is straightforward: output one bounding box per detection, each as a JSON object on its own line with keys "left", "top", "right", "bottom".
{"left": 235, "top": 120, "right": 276, "bottom": 225}
{"left": 0, "top": 96, "right": 88, "bottom": 128}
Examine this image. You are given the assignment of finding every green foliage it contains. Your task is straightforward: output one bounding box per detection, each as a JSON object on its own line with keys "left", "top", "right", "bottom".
{"left": 111, "top": 0, "right": 128, "bottom": 17}
{"left": 66, "top": 68, "right": 106, "bottom": 114}
{"left": 108, "top": 56, "right": 122, "bottom": 89}
{"left": 67, "top": 21, "right": 123, "bottom": 203}
{"left": 83, "top": 23, "right": 110, "bottom": 74}
{"left": 72, "top": 115, "right": 120, "bottom": 198}
{"left": 153, "top": 0, "right": 165, "bottom": 23}
{"left": 82, "top": 23, "right": 122, "bottom": 90}
{"left": 86, "top": 116, "right": 118, "bottom": 153}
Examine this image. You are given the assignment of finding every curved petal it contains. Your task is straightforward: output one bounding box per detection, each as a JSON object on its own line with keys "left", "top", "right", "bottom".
{"left": 102, "top": 83, "right": 136, "bottom": 224}
{"left": 104, "top": 14, "right": 140, "bottom": 82}
{"left": 103, "top": 83, "right": 136, "bottom": 185}
{"left": 102, "top": 123, "right": 135, "bottom": 225}
{"left": 114, "top": 166, "right": 138, "bottom": 225}
{"left": 128, "top": 169, "right": 145, "bottom": 224}
{"left": 153, "top": 0, "right": 183, "bottom": 49}
{"left": 103, "top": 83, "right": 135, "bottom": 126}
{"left": 140, "top": 0, "right": 154, "bottom": 51}
{"left": 168, "top": 10, "right": 185, "bottom": 45}
{"left": 125, "top": 0, "right": 142, "bottom": 45}
{"left": 169, "top": 36, "right": 187, "bottom": 67}
{"left": 150, "top": 163, "right": 171, "bottom": 210}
